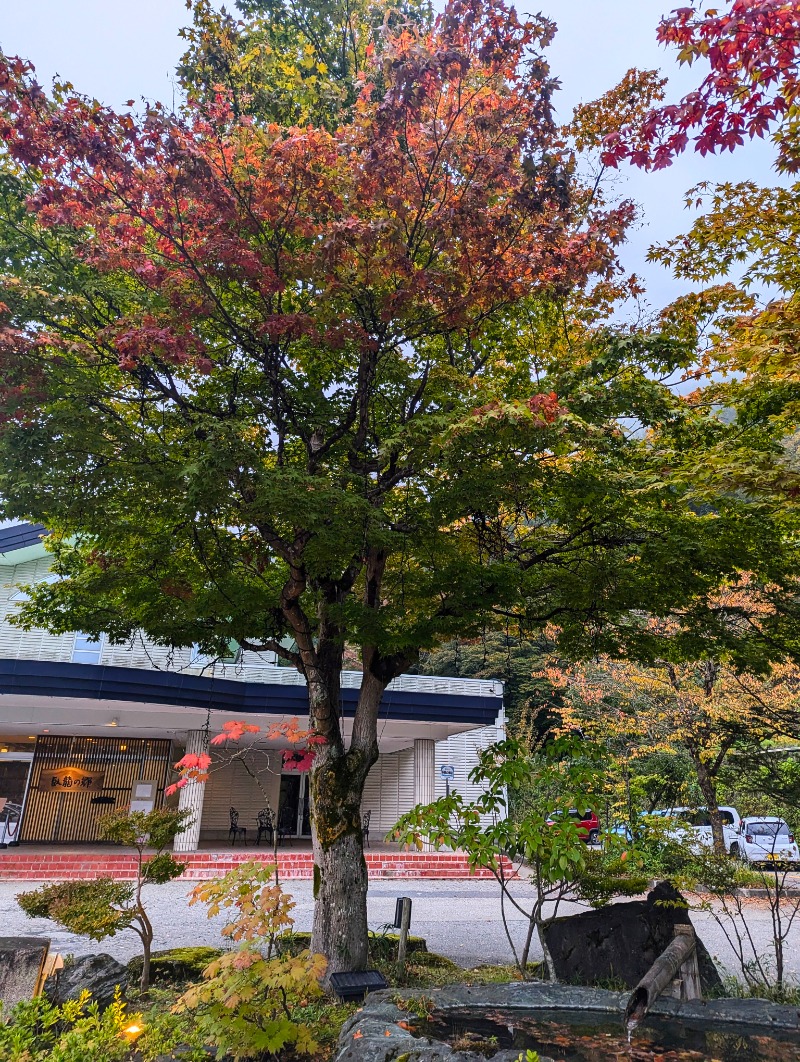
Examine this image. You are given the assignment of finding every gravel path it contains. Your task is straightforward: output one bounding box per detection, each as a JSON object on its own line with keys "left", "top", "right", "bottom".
{"left": 2, "top": 879, "right": 798, "bottom": 983}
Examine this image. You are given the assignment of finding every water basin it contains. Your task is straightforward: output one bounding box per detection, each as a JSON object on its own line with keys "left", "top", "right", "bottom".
{"left": 419, "top": 1007, "right": 800, "bottom": 1061}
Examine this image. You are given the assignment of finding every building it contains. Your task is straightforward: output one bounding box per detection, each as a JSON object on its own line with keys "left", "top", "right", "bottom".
{"left": 0, "top": 522, "right": 504, "bottom": 850}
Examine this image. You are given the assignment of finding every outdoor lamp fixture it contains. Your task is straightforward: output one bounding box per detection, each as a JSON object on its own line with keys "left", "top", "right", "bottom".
{"left": 121, "top": 1021, "right": 144, "bottom": 1043}
{"left": 106, "top": 717, "right": 119, "bottom": 727}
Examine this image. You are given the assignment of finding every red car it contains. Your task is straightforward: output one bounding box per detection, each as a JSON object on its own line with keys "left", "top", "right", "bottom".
{"left": 546, "top": 808, "right": 600, "bottom": 844}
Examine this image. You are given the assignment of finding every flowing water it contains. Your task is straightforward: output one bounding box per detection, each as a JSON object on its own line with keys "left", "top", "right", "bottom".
{"left": 414, "top": 1007, "right": 800, "bottom": 1061}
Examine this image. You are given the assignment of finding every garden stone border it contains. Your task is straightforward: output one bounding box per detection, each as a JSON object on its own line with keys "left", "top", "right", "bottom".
{"left": 333, "top": 983, "right": 800, "bottom": 1062}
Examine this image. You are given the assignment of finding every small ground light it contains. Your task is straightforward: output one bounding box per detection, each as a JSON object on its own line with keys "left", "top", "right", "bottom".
{"left": 122, "top": 1022, "right": 144, "bottom": 1043}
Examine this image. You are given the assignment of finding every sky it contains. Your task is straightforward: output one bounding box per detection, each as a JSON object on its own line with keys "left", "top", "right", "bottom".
{"left": 0, "top": 0, "right": 785, "bottom": 311}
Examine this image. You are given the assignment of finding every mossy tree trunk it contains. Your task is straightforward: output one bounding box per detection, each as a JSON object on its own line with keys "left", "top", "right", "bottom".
{"left": 308, "top": 668, "right": 389, "bottom": 974}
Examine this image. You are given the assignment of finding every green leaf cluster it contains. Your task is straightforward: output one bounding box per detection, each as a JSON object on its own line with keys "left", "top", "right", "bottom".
{"left": 16, "top": 879, "right": 136, "bottom": 939}
{"left": 178, "top": 0, "right": 432, "bottom": 127}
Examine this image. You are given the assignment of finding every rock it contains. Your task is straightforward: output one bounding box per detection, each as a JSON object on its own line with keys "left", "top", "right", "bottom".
{"left": 45, "top": 953, "right": 128, "bottom": 1010}
{"left": 542, "top": 881, "right": 722, "bottom": 993}
{"left": 0, "top": 936, "right": 50, "bottom": 1010}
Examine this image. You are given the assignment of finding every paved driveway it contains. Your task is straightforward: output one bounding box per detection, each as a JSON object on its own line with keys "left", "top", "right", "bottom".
{"left": 2, "top": 879, "right": 798, "bottom": 983}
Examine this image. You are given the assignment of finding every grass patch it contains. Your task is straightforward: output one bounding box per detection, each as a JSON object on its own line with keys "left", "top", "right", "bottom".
{"left": 714, "top": 976, "right": 800, "bottom": 1005}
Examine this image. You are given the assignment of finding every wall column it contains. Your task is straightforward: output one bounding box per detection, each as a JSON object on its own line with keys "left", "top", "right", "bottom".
{"left": 173, "top": 730, "right": 208, "bottom": 853}
{"left": 413, "top": 738, "right": 436, "bottom": 807}
{"left": 413, "top": 738, "right": 437, "bottom": 852}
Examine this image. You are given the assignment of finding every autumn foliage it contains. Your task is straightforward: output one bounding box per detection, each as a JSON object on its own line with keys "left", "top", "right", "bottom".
{"left": 603, "top": 1, "right": 800, "bottom": 171}
{"left": 0, "top": 0, "right": 629, "bottom": 397}
{"left": 167, "top": 719, "right": 321, "bottom": 793}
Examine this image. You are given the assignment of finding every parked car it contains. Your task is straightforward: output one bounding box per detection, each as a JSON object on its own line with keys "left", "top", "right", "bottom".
{"left": 654, "top": 806, "right": 741, "bottom": 852}
{"left": 546, "top": 808, "right": 600, "bottom": 844}
{"left": 730, "top": 817, "right": 800, "bottom": 867}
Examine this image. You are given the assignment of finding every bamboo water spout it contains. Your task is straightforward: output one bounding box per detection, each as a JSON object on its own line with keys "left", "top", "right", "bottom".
{"left": 624, "top": 924, "right": 702, "bottom": 1026}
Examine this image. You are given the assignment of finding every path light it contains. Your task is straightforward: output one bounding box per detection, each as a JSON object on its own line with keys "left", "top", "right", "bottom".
{"left": 121, "top": 1021, "right": 144, "bottom": 1043}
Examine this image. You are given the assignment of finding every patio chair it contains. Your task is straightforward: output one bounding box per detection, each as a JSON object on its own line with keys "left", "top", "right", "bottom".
{"left": 229, "top": 806, "right": 247, "bottom": 846}
{"left": 277, "top": 803, "right": 296, "bottom": 846}
{"left": 256, "top": 807, "right": 275, "bottom": 846}
{"left": 362, "top": 810, "right": 371, "bottom": 848}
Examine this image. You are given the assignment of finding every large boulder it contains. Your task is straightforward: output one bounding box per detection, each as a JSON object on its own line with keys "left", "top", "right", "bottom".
{"left": 543, "top": 881, "right": 722, "bottom": 993}
{"left": 45, "top": 953, "right": 128, "bottom": 1010}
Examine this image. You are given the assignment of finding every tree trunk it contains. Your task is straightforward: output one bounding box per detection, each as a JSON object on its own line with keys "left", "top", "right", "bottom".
{"left": 308, "top": 670, "right": 382, "bottom": 975}
{"left": 309, "top": 747, "right": 375, "bottom": 974}
{"left": 693, "top": 755, "right": 725, "bottom": 854}
{"left": 139, "top": 928, "right": 152, "bottom": 993}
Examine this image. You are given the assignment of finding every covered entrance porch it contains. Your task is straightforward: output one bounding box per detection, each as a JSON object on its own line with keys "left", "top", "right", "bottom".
{"left": 0, "top": 659, "right": 504, "bottom": 850}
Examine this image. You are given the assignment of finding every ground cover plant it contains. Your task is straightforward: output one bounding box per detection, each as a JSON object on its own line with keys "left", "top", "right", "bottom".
{"left": 0, "top": 990, "right": 139, "bottom": 1062}
{"left": 16, "top": 807, "right": 191, "bottom": 992}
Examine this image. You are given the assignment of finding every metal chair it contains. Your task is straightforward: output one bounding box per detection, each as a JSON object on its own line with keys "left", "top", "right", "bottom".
{"left": 362, "top": 809, "right": 371, "bottom": 848}
{"left": 256, "top": 807, "right": 275, "bottom": 846}
{"left": 277, "top": 803, "right": 296, "bottom": 846}
{"left": 229, "top": 806, "right": 247, "bottom": 846}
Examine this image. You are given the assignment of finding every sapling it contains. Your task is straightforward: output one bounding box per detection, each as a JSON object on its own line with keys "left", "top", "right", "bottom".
{"left": 393, "top": 735, "right": 647, "bottom": 981}
{"left": 177, "top": 861, "right": 326, "bottom": 1059}
{"left": 18, "top": 806, "right": 191, "bottom": 992}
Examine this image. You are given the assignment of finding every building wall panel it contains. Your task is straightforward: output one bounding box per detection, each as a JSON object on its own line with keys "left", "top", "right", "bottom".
{"left": 22, "top": 735, "right": 172, "bottom": 843}
{"left": 199, "top": 751, "right": 282, "bottom": 843}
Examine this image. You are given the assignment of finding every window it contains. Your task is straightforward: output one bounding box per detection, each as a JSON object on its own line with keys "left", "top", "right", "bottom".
{"left": 749, "top": 822, "right": 790, "bottom": 837}
{"left": 190, "top": 639, "right": 241, "bottom": 667}
{"left": 72, "top": 632, "right": 105, "bottom": 665}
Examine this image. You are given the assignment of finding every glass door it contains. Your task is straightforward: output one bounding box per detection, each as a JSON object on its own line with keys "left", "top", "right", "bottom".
{"left": 0, "top": 753, "right": 33, "bottom": 846}
{"left": 278, "top": 773, "right": 312, "bottom": 838}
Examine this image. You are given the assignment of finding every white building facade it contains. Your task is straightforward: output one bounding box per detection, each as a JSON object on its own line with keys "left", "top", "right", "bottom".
{"left": 0, "top": 523, "right": 504, "bottom": 848}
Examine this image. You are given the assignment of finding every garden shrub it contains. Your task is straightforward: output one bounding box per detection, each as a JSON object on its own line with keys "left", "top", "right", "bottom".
{"left": 0, "top": 989, "right": 136, "bottom": 1062}
{"left": 178, "top": 861, "right": 326, "bottom": 1059}
{"left": 17, "top": 807, "right": 191, "bottom": 992}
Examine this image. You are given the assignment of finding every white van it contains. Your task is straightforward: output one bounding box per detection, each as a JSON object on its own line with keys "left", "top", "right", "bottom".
{"left": 731, "top": 817, "right": 800, "bottom": 866}
{"left": 654, "top": 806, "right": 741, "bottom": 851}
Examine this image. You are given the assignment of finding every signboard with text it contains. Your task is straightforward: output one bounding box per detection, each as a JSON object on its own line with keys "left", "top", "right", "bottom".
{"left": 38, "top": 767, "right": 105, "bottom": 793}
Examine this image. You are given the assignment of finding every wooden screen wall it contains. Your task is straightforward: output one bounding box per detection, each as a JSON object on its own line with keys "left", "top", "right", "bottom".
{"left": 22, "top": 735, "right": 173, "bottom": 843}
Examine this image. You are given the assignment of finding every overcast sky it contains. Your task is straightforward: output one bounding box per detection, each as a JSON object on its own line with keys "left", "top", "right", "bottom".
{"left": 0, "top": 0, "right": 783, "bottom": 311}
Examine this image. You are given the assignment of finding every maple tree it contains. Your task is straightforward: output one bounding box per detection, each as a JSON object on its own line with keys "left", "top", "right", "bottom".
{"left": 2, "top": 0, "right": 799, "bottom": 975}
{"left": 179, "top": 862, "right": 326, "bottom": 1058}
{"left": 602, "top": 0, "right": 800, "bottom": 172}
{"left": 393, "top": 734, "right": 647, "bottom": 980}
{"left": 552, "top": 583, "right": 800, "bottom": 852}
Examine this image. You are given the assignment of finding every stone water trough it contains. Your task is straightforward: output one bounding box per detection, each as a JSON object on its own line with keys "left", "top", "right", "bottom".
{"left": 334, "top": 983, "right": 800, "bottom": 1062}
{"left": 335, "top": 884, "right": 800, "bottom": 1062}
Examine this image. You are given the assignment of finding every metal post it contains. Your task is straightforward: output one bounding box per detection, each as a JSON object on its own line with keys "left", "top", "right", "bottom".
{"left": 396, "top": 896, "right": 413, "bottom": 977}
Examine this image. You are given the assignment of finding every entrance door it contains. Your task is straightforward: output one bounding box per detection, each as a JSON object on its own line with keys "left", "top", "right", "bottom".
{"left": 278, "top": 773, "right": 312, "bottom": 838}
{"left": 0, "top": 755, "right": 33, "bottom": 845}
